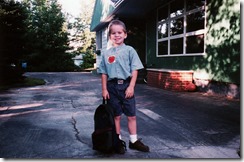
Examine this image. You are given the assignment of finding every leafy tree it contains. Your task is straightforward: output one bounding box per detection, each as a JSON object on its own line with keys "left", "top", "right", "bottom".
{"left": 0, "top": 0, "right": 28, "bottom": 84}
{"left": 25, "top": 0, "right": 75, "bottom": 71}
{"left": 67, "top": 0, "right": 96, "bottom": 69}
{"left": 80, "top": 50, "right": 95, "bottom": 69}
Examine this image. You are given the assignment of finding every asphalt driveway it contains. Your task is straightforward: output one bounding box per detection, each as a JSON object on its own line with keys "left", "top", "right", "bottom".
{"left": 0, "top": 72, "right": 240, "bottom": 159}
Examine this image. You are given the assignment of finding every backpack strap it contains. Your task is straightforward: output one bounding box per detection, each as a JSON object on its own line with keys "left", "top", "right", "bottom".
{"left": 103, "top": 98, "right": 107, "bottom": 104}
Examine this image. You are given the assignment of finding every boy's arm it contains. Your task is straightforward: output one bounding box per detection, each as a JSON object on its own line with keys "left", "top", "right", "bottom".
{"left": 102, "top": 74, "right": 110, "bottom": 99}
{"left": 125, "top": 70, "right": 138, "bottom": 99}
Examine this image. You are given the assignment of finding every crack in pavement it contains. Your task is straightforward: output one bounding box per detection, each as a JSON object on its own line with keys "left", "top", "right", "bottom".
{"left": 71, "top": 116, "right": 82, "bottom": 143}
{"left": 71, "top": 99, "right": 76, "bottom": 109}
{"left": 71, "top": 115, "right": 91, "bottom": 147}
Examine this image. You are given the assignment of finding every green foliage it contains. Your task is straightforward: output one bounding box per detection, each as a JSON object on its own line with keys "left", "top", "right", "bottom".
{"left": 25, "top": 0, "right": 76, "bottom": 71}
{"left": 201, "top": 0, "right": 240, "bottom": 83}
{"left": 80, "top": 50, "right": 95, "bottom": 69}
{"left": 76, "top": 22, "right": 96, "bottom": 53}
{"left": 68, "top": 17, "right": 96, "bottom": 54}
{"left": 67, "top": 0, "right": 96, "bottom": 68}
{"left": 0, "top": 0, "right": 96, "bottom": 82}
{"left": 0, "top": 76, "right": 46, "bottom": 90}
{"left": 0, "top": 0, "right": 28, "bottom": 84}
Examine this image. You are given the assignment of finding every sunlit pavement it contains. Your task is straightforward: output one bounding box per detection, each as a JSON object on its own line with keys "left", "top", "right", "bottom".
{"left": 0, "top": 72, "right": 240, "bottom": 159}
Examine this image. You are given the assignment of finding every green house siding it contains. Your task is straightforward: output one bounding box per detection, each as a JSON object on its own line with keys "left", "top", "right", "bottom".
{"left": 204, "top": 0, "right": 240, "bottom": 84}
{"left": 146, "top": 0, "right": 240, "bottom": 84}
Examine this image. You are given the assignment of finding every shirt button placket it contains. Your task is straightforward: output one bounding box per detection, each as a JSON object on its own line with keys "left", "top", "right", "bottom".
{"left": 116, "top": 64, "right": 120, "bottom": 78}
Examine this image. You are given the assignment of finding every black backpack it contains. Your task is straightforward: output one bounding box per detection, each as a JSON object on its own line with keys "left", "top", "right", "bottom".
{"left": 92, "top": 99, "right": 126, "bottom": 154}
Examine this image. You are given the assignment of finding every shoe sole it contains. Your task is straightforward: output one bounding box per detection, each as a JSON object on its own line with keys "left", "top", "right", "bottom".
{"left": 129, "top": 146, "right": 149, "bottom": 152}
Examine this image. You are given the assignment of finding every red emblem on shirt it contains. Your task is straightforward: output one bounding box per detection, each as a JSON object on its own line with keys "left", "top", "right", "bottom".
{"left": 108, "top": 55, "right": 116, "bottom": 64}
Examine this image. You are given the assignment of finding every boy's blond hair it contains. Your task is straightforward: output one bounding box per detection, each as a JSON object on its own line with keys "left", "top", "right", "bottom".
{"left": 108, "top": 20, "right": 127, "bottom": 36}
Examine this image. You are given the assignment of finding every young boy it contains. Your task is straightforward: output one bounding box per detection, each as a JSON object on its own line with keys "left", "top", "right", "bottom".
{"left": 98, "top": 19, "right": 150, "bottom": 153}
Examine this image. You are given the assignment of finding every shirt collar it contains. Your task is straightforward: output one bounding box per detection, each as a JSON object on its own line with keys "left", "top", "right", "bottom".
{"left": 112, "top": 43, "right": 125, "bottom": 50}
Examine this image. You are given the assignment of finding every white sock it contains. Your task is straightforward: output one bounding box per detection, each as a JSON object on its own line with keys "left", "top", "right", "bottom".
{"left": 130, "top": 134, "right": 137, "bottom": 143}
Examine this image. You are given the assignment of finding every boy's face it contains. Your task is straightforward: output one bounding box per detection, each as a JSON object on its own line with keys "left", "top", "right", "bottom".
{"left": 109, "top": 24, "right": 127, "bottom": 47}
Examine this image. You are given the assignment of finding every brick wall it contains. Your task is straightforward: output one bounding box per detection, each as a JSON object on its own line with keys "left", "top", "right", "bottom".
{"left": 147, "top": 69, "right": 196, "bottom": 92}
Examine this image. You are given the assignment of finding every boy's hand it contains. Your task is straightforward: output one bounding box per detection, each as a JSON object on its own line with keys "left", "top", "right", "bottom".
{"left": 102, "top": 89, "right": 110, "bottom": 100}
{"left": 125, "top": 86, "right": 134, "bottom": 98}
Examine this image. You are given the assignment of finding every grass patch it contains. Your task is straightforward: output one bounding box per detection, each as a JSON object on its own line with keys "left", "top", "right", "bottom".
{"left": 22, "top": 77, "right": 46, "bottom": 87}
{"left": 0, "top": 77, "right": 46, "bottom": 90}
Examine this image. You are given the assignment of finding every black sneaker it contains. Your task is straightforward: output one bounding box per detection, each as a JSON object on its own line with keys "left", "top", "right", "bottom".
{"left": 115, "top": 139, "right": 127, "bottom": 154}
{"left": 129, "top": 138, "right": 150, "bottom": 152}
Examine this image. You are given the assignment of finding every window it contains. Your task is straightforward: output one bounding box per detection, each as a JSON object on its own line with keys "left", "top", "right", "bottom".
{"left": 157, "top": 0, "right": 205, "bottom": 56}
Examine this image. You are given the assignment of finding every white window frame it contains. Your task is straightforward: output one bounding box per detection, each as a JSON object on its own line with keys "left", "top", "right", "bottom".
{"left": 157, "top": 0, "right": 206, "bottom": 57}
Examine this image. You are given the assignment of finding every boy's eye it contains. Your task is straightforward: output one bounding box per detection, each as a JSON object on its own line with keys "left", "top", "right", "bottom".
{"left": 111, "top": 32, "right": 122, "bottom": 35}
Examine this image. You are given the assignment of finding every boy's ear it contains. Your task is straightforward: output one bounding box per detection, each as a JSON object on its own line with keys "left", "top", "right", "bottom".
{"left": 124, "top": 33, "right": 127, "bottom": 39}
